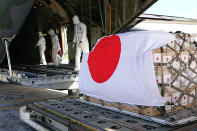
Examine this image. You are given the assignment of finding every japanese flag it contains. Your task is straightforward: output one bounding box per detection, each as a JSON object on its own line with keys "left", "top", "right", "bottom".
{"left": 79, "top": 31, "right": 175, "bottom": 106}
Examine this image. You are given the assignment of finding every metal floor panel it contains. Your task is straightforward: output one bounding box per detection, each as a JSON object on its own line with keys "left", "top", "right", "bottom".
{"left": 0, "top": 82, "right": 67, "bottom": 109}
{"left": 31, "top": 98, "right": 174, "bottom": 131}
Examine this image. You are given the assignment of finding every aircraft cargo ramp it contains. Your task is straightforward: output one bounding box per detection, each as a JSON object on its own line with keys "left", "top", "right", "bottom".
{"left": 0, "top": 64, "right": 78, "bottom": 90}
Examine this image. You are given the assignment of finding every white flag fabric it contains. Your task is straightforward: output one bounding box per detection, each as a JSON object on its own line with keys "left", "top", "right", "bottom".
{"left": 79, "top": 31, "right": 175, "bottom": 106}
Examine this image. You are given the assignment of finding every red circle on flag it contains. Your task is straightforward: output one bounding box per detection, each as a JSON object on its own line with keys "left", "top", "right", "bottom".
{"left": 88, "top": 35, "right": 121, "bottom": 83}
{"left": 166, "top": 57, "right": 169, "bottom": 61}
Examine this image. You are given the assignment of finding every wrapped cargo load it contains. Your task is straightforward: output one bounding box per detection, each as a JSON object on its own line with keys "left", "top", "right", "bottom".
{"left": 79, "top": 31, "right": 197, "bottom": 125}
{"left": 152, "top": 32, "right": 197, "bottom": 120}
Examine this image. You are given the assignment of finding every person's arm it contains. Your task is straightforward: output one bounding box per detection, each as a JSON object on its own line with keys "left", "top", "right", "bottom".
{"left": 79, "top": 23, "right": 87, "bottom": 42}
{"left": 36, "top": 37, "right": 43, "bottom": 47}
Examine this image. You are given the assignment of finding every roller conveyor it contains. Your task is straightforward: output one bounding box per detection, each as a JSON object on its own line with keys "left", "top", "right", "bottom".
{"left": 20, "top": 97, "right": 197, "bottom": 131}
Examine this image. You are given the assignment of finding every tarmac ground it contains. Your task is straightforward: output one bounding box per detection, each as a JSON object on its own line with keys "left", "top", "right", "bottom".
{"left": 0, "top": 109, "right": 35, "bottom": 131}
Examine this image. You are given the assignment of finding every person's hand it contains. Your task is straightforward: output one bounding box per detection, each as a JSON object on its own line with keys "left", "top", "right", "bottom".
{"left": 78, "top": 41, "right": 82, "bottom": 48}
{"left": 72, "top": 43, "right": 75, "bottom": 49}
